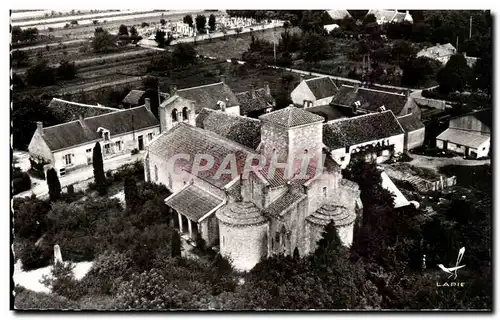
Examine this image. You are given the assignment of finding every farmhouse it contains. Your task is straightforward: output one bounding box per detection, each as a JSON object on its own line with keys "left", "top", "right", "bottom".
{"left": 330, "top": 85, "right": 420, "bottom": 118}
{"left": 436, "top": 109, "right": 491, "bottom": 158}
{"left": 144, "top": 106, "right": 363, "bottom": 271}
{"left": 323, "top": 110, "right": 405, "bottom": 168}
{"left": 326, "top": 9, "right": 352, "bottom": 21}
{"left": 397, "top": 113, "right": 426, "bottom": 151}
{"left": 175, "top": 81, "right": 241, "bottom": 115}
{"left": 366, "top": 9, "right": 413, "bottom": 24}
{"left": 290, "top": 76, "right": 339, "bottom": 108}
{"left": 28, "top": 101, "right": 160, "bottom": 177}
{"left": 416, "top": 43, "right": 457, "bottom": 65}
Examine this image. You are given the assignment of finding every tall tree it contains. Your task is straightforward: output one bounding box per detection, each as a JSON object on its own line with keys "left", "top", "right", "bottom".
{"left": 183, "top": 15, "right": 193, "bottom": 28}
{"left": 130, "top": 26, "right": 138, "bottom": 37}
{"left": 155, "top": 29, "right": 166, "bottom": 48}
{"left": 92, "top": 29, "right": 116, "bottom": 53}
{"left": 46, "top": 168, "right": 61, "bottom": 202}
{"left": 171, "top": 230, "right": 181, "bottom": 257}
{"left": 437, "top": 54, "right": 471, "bottom": 93}
{"left": 92, "top": 142, "right": 106, "bottom": 195}
{"left": 208, "top": 14, "right": 216, "bottom": 31}
{"left": 195, "top": 15, "right": 207, "bottom": 32}
{"left": 124, "top": 176, "right": 138, "bottom": 209}
{"left": 118, "top": 24, "right": 128, "bottom": 36}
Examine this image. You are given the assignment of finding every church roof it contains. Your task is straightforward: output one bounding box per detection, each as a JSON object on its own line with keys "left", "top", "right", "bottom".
{"left": 304, "top": 76, "right": 338, "bottom": 100}
{"left": 41, "top": 106, "right": 159, "bottom": 151}
{"left": 306, "top": 204, "right": 356, "bottom": 227}
{"left": 165, "top": 184, "right": 223, "bottom": 222}
{"left": 263, "top": 192, "right": 307, "bottom": 218}
{"left": 148, "top": 123, "right": 257, "bottom": 188}
{"left": 235, "top": 88, "right": 275, "bottom": 114}
{"left": 216, "top": 202, "right": 267, "bottom": 226}
{"left": 323, "top": 110, "right": 404, "bottom": 150}
{"left": 196, "top": 108, "right": 262, "bottom": 149}
{"left": 177, "top": 82, "right": 239, "bottom": 113}
{"left": 331, "top": 85, "right": 413, "bottom": 115}
{"left": 259, "top": 106, "right": 325, "bottom": 128}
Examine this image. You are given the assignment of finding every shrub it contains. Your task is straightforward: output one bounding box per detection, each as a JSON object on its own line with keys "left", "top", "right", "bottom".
{"left": 131, "top": 148, "right": 139, "bottom": 155}
{"left": 12, "top": 167, "right": 31, "bottom": 195}
{"left": 14, "top": 286, "right": 78, "bottom": 310}
{"left": 18, "top": 244, "right": 52, "bottom": 271}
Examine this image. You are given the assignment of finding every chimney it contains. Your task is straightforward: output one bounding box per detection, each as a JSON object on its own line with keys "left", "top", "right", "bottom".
{"left": 218, "top": 100, "right": 226, "bottom": 112}
{"left": 263, "top": 81, "right": 270, "bottom": 95}
{"left": 36, "top": 121, "right": 43, "bottom": 135}
{"left": 250, "top": 84, "right": 256, "bottom": 99}
{"left": 145, "top": 98, "right": 151, "bottom": 112}
{"left": 79, "top": 113, "right": 86, "bottom": 128}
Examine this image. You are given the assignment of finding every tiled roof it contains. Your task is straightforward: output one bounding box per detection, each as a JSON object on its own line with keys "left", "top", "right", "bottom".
{"left": 436, "top": 128, "right": 490, "bottom": 149}
{"left": 148, "top": 123, "right": 257, "bottom": 188}
{"left": 47, "top": 98, "right": 116, "bottom": 123}
{"left": 305, "top": 76, "right": 338, "bottom": 100}
{"left": 306, "top": 104, "right": 346, "bottom": 122}
{"left": 216, "top": 202, "right": 267, "bottom": 226}
{"left": 392, "top": 11, "right": 407, "bottom": 23}
{"left": 177, "top": 82, "right": 239, "bottom": 113}
{"left": 306, "top": 204, "right": 356, "bottom": 227}
{"left": 380, "top": 171, "right": 410, "bottom": 208}
{"left": 235, "top": 88, "right": 275, "bottom": 114}
{"left": 165, "top": 184, "right": 222, "bottom": 222}
{"left": 452, "top": 109, "right": 492, "bottom": 130}
{"left": 42, "top": 106, "right": 159, "bottom": 151}
{"left": 413, "top": 97, "right": 448, "bottom": 110}
{"left": 263, "top": 192, "right": 307, "bottom": 218}
{"left": 196, "top": 108, "right": 262, "bottom": 149}
{"left": 122, "top": 90, "right": 146, "bottom": 106}
{"left": 323, "top": 110, "right": 404, "bottom": 150}
{"left": 397, "top": 113, "right": 425, "bottom": 132}
{"left": 331, "top": 85, "right": 410, "bottom": 115}
{"left": 326, "top": 9, "right": 352, "bottom": 20}
{"left": 259, "top": 106, "right": 324, "bottom": 128}
{"left": 417, "top": 43, "right": 456, "bottom": 59}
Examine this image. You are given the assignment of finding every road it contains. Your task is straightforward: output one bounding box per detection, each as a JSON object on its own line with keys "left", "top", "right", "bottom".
{"left": 408, "top": 153, "right": 490, "bottom": 171}
{"left": 14, "top": 152, "right": 144, "bottom": 199}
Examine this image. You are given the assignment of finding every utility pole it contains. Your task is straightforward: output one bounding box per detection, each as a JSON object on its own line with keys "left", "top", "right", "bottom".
{"left": 456, "top": 36, "right": 459, "bottom": 52}
{"left": 469, "top": 15, "right": 473, "bottom": 39}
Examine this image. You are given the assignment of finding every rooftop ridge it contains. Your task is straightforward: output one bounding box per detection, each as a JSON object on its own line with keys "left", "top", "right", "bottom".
{"left": 177, "top": 81, "right": 224, "bottom": 92}
{"left": 51, "top": 98, "right": 117, "bottom": 110}
{"left": 341, "top": 84, "right": 406, "bottom": 96}
{"left": 327, "top": 109, "right": 395, "bottom": 124}
{"left": 200, "top": 108, "right": 261, "bottom": 123}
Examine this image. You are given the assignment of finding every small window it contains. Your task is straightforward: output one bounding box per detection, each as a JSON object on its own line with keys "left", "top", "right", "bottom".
{"left": 86, "top": 148, "right": 92, "bottom": 153}
{"left": 115, "top": 141, "right": 122, "bottom": 151}
{"left": 103, "top": 132, "right": 110, "bottom": 141}
{"left": 304, "top": 149, "right": 308, "bottom": 154}
{"left": 64, "top": 154, "right": 72, "bottom": 165}
{"left": 345, "top": 146, "right": 349, "bottom": 153}
{"left": 172, "top": 109, "right": 178, "bottom": 122}
{"left": 340, "top": 156, "right": 345, "bottom": 162}
{"left": 182, "top": 107, "right": 189, "bottom": 120}
{"left": 104, "top": 143, "right": 111, "bottom": 155}
{"left": 148, "top": 133, "right": 153, "bottom": 141}
{"left": 483, "top": 147, "right": 486, "bottom": 151}
{"left": 377, "top": 150, "right": 383, "bottom": 157}
{"left": 59, "top": 168, "right": 66, "bottom": 176}
{"left": 322, "top": 186, "right": 327, "bottom": 197}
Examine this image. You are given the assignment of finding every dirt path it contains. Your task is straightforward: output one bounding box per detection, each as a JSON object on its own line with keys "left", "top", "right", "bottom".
{"left": 408, "top": 153, "right": 490, "bottom": 171}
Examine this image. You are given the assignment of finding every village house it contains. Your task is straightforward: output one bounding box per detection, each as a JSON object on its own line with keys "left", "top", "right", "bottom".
{"left": 416, "top": 43, "right": 457, "bottom": 65}
{"left": 397, "top": 113, "right": 426, "bottom": 151}
{"left": 121, "top": 89, "right": 147, "bottom": 108}
{"left": 366, "top": 9, "right": 413, "bottom": 24}
{"left": 330, "top": 85, "right": 420, "bottom": 119}
{"left": 436, "top": 109, "right": 491, "bottom": 159}
{"left": 290, "top": 76, "right": 339, "bottom": 108}
{"left": 47, "top": 97, "right": 116, "bottom": 121}
{"left": 235, "top": 82, "right": 276, "bottom": 118}
{"left": 144, "top": 106, "right": 363, "bottom": 271}
{"left": 28, "top": 100, "right": 160, "bottom": 177}
{"left": 326, "top": 9, "right": 352, "bottom": 21}
{"left": 323, "top": 110, "right": 405, "bottom": 168}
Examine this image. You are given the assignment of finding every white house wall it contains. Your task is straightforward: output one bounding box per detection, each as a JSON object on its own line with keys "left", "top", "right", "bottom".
{"left": 290, "top": 81, "right": 315, "bottom": 106}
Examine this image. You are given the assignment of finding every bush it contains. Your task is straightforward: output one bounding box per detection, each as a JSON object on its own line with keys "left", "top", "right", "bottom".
{"left": 12, "top": 167, "right": 31, "bottom": 195}
{"left": 131, "top": 148, "right": 139, "bottom": 155}
{"left": 18, "top": 244, "right": 52, "bottom": 271}
{"left": 14, "top": 286, "right": 78, "bottom": 310}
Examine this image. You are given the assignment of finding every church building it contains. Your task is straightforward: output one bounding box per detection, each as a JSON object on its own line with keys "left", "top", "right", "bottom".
{"left": 144, "top": 104, "right": 363, "bottom": 271}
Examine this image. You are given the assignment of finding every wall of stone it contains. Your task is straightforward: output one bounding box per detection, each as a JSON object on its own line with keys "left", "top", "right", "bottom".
{"left": 28, "top": 130, "right": 54, "bottom": 163}
{"left": 219, "top": 221, "right": 268, "bottom": 271}
{"left": 260, "top": 122, "right": 289, "bottom": 163}
{"left": 200, "top": 213, "right": 220, "bottom": 246}
{"left": 241, "top": 171, "right": 267, "bottom": 209}
{"left": 407, "top": 127, "right": 425, "bottom": 150}
{"left": 288, "top": 123, "right": 323, "bottom": 164}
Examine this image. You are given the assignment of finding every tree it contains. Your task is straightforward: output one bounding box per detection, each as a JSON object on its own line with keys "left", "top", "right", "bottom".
{"left": 118, "top": 24, "right": 128, "bottom": 36}
{"left": 12, "top": 50, "right": 28, "bottom": 67}
{"left": 300, "top": 32, "right": 329, "bottom": 62}
{"left": 160, "top": 18, "right": 166, "bottom": 26}
{"left": 57, "top": 60, "right": 76, "bottom": 80}
{"left": 154, "top": 29, "right": 166, "bottom": 48}
{"left": 183, "top": 15, "right": 193, "bottom": 28}
{"left": 172, "top": 43, "right": 197, "bottom": 66}
{"left": 26, "top": 60, "right": 56, "bottom": 87}
{"left": 437, "top": 54, "right": 472, "bottom": 93}
{"left": 472, "top": 51, "right": 492, "bottom": 94}
{"left": 124, "top": 176, "right": 138, "bottom": 209}
{"left": 401, "top": 57, "right": 441, "bottom": 87}
{"left": 130, "top": 26, "right": 138, "bottom": 37}
{"left": 208, "top": 14, "right": 216, "bottom": 31}
{"left": 195, "top": 15, "right": 207, "bottom": 32}
{"left": 171, "top": 230, "right": 181, "bottom": 257}
{"left": 22, "top": 28, "right": 39, "bottom": 42}
{"left": 313, "top": 220, "right": 344, "bottom": 267}
{"left": 92, "top": 142, "right": 106, "bottom": 195}
{"left": 11, "top": 26, "right": 23, "bottom": 43}
{"left": 92, "top": 29, "right": 116, "bottom": 53}
{"left": 46, "top": 168, "right": 61, "bottom": 202}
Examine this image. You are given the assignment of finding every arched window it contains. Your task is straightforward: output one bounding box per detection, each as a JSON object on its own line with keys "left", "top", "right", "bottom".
{"left": 304, "top": 149, "right": 308, "bottom": 154}
{"left": 182, "top": 107, "right": 189, "bottom": 121}
{"left": 172, "top": 109, "right": 178, "bottom": 122}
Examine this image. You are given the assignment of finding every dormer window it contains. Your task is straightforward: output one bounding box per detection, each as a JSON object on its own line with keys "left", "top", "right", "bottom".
{"left": 104, "top": 132, "right": 110, "bottom": 141}
{"left": 97, "top": 127, "right": 110, "bottom": 141}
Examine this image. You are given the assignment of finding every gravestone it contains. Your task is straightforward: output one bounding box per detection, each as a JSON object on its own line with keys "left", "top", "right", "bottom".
{"left": 54, "top": 244, "right": 63, "bottom": 264}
